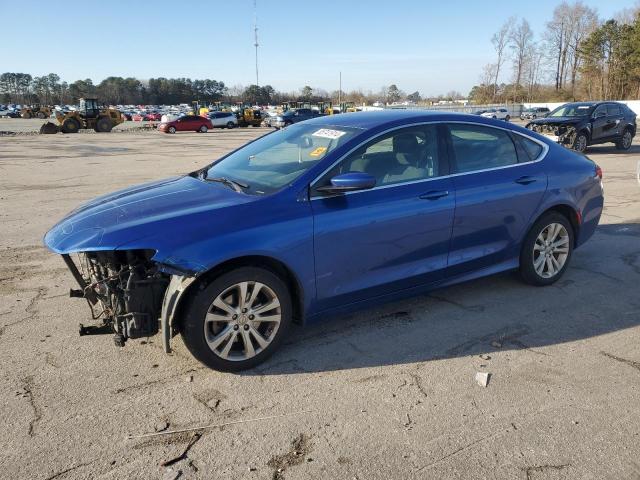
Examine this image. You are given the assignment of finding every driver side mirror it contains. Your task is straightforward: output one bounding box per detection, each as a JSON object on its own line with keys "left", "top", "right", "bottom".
{"left": 316, "top": 172, "right": 376, "bottom": 194}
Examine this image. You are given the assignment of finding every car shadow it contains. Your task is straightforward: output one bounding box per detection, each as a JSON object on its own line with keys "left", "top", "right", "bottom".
{"left": 242, "top": 222, "right": 640, "bottom": 376}
{"left": 586, "top": 143, "right": 640, "bottom": 155}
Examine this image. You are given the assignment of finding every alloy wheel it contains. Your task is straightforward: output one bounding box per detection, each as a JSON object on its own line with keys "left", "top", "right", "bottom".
{"left": 204, "top": 281, "right": 282, "bottom": 361}
{"left": 532, "top": 223, "right": 570, "bottom": 278}
{"left": 623, "top": 131, "right": 632, "bottom": 149}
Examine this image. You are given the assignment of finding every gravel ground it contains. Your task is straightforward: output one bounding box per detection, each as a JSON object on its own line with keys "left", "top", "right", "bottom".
{"left": 0, "top": 123, "right": 639, "bottom": 480}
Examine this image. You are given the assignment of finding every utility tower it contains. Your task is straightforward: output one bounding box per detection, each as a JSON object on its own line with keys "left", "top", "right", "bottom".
{"left": 253, "top": 0, "right": 259, "bottom": 87}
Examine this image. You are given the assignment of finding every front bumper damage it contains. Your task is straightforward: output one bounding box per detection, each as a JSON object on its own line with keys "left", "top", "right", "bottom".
{"left": 527, "top": 123, "right": 577, "bottom": 146}
{"left": 62, "top": 250, "right": 194, "bottom": 352}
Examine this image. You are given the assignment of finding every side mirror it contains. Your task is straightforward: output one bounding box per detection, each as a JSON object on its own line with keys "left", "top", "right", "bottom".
{"left": 316, "top": 172, "right": 376, "bottom": 194}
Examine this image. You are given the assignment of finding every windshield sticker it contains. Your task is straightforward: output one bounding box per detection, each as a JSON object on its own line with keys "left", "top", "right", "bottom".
{"left": 312, "top": 128, "right": 347, "bottom": 139}
{"left": 309, "top": 146, "right": 328, "bottom": 157}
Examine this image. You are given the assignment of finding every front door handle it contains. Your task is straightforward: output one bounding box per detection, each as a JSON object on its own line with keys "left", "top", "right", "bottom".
{"left": 419, "top": 190, "right": 449, "bottom": 200}
{"left": 515, "top": 176, "right": 536, "bottom": 185}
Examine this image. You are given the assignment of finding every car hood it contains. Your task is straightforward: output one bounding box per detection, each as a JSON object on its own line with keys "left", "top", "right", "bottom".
{"left": 528, "top": 116, "right": 584, "bottom": 126}
{"left": 44, "top": 175, "right": 254, "bottom": 256}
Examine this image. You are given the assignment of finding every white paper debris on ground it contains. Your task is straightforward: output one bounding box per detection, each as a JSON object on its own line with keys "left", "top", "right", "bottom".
{"left": 475, "top": 372, "right": 491, "bottom": 387}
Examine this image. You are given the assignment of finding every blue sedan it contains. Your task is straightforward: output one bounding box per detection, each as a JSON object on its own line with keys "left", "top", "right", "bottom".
{"left": 44, "top": 110, "right": 604, "bottom": 371}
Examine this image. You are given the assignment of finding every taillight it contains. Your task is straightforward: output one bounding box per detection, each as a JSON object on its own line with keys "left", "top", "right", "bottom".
{"left": 595, "top": 165, "right": 603, "bottom": 179}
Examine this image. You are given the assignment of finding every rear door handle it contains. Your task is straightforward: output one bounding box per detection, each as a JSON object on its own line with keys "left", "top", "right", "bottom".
{"left": 419, "top": 190, "right": 449, "bottom": 200}
{"left": 515, "top": 176, "right": 536, "bottom": 185}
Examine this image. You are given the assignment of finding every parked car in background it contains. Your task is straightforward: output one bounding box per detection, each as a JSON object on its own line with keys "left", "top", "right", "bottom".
{"left": 208, "top": 111, "right": 238, "bottom": 128}
{"left": 132, "top": 113, "right": 149, "bottom": 121}
{"left": 158, "top": 115, "right": 213, "bottom": 133}
{"left": 521, "top": 107, "right": 550, "bottom": 120}
{"left": 526, "top": 101, "right": 636, "bottom": 153}
{"left": 481, "top": 108, "right": 510, "bottom": 121}
{"left": 44, "top": 110, "right": 603, "bottom": 371}
{"left": 0, "top": 108, "right": 21, "bottom": 118}
{"left": 147, "top": 112, "right": 162, "bottom": 121}
{"left": 272, "top": 108, "right": 322, "bottom": 128}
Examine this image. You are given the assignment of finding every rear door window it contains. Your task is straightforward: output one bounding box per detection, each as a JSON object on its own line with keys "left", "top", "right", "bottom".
{"left": 607, "top": 104, "right": 622, "bottom": 116}
{"left": 447, "top": 124, "right": 518, "bottom": 173}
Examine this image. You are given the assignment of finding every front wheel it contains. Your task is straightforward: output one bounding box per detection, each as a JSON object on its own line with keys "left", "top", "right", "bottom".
{"left": 180, "top": 267, "right": 292, "bottom": 372}
{"left": 199, "top": 125, "right": 208, "bottom": 133}
{"left": 226, "top": 121, "right": 235, "bottom": 129}
{"left": 504, "top": 115, "right": 510, "bottom": 122}
{"left": 573, "top": 132, "right": 588, "bottom": 153}
{"left": 519, "top": 212, "right": 574, "bottom": 286}
{"left": 168, "top": 126, "right": 176, "bottom": 134}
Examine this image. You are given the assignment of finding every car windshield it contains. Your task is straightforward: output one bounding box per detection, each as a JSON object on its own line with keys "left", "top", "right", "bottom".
{"left": 204, "top": 123, "right": 361, "bottom": 195}
{"left": 548, "top": 104, "right": 594, "bottom": 117}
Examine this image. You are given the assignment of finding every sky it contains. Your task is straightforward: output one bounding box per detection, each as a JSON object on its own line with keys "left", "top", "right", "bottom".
{"left": 0, "top": 0, "right": 632, "bottom": 96}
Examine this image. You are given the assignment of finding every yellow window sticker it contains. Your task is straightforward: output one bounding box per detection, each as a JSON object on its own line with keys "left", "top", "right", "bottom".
{"left": 309, "top": 146, "right": 328, "bottom": 157}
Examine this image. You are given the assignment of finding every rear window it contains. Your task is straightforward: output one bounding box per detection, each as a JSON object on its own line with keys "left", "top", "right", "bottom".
{"left": 517, "top": 135, "right": 544, "bottom": 161}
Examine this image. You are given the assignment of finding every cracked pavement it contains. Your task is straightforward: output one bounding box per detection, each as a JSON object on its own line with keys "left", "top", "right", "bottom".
{"left": 0, "top": 123, "right": 639, "bottom": 479}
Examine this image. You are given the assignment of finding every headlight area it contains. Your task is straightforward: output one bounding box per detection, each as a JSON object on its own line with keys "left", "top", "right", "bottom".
{"left": 62, "top": 249, "right": 170, "bottom": 347}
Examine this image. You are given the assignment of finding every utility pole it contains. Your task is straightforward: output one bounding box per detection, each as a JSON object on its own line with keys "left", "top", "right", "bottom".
{"left": 254, "top": 0, "right": 259, "bottom": 87}
{"left": 338, "top": 71, "right": 342, "bottom": 107}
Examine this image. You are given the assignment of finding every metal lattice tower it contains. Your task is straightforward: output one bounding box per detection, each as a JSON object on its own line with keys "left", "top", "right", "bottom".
{"left": 253, "top": 0, "right": 259, "bottom": 87}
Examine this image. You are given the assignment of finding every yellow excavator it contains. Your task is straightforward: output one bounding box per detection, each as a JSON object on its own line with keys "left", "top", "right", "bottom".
{"left": 40, "top": 98, "right": 124, "bottom": 134}
{"left": 21, "top": 105, "right": 53, "bottom": 119}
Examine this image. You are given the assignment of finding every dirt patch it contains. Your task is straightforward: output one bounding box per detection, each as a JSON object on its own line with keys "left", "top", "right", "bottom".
{"left": 267, "top": 433, "right": 312, "bottom": 480}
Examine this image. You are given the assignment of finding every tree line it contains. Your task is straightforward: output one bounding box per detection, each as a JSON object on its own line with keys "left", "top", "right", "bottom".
{"left": 470, "top": 1, "right": 640, "bottom": 104}
{"left": 0, "top": 72, "right": 440, "bottom": 107}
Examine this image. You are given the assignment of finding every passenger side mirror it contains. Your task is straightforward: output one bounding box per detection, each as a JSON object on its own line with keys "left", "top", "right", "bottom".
{"left": 316, "top": 172, "right": 376, "bottom": 194}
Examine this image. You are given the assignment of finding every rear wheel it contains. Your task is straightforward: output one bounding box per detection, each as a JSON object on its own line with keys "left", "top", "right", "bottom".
{"left": 61, "top": 118, "right": 80, "bottom": 134}
{"left": 95, "top": 116, "right": 113, "bottom": 133}
{"left": 573, "top": 131, "right": 588, "bottom": 153}
{"left": 199, "top": 125, "right": 208, "bottom": 133}
{"left": 615, "top": 128, "right": 633, "bottom": 150}
{"left": 180, "top": 267, "right": 292, "bottom": 372}
{"left": 519, "top": 212, "right": 574, "bottom": 286}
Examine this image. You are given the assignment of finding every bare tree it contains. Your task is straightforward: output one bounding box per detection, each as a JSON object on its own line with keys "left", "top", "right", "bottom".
{"left": 509, "top": 18, "right": 534, "bottom": 101}
{"left": 491, "top": 19, "right": 513, "bottom": 99}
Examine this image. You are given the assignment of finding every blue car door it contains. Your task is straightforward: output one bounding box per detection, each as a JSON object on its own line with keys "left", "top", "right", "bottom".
{"left": 310, "top": 124, "right": 455, "bottom": 311}
{"left": 444, "top": 123, "right": 548, "bottom": 275}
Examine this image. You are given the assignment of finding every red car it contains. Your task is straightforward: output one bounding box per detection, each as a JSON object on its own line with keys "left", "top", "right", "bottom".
{"left": 147, "top": 112, "right": 162, "bottom": 121}
{"left": 132, "top": 113, "right": 149, "bottom": 121}
{"left": 158, "top": 115, "right": 214, "bottom": 134}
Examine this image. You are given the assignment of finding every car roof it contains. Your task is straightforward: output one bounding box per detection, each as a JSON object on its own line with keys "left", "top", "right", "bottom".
{"left": 300, "top": 109, "right": 517, "bottom": 130}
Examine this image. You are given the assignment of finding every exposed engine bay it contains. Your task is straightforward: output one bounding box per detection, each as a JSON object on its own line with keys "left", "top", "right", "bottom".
{"left": 527, "top": 123, "right": 577, "bottom": 145}
{"left": 63, "top": 250, "right": 170, "bottom": 346}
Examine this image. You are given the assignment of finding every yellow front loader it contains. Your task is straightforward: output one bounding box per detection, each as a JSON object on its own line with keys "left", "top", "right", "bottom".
{"left": 40, "top": 98, "right": 124, "bottom": 134}
{"left": 21, "top": 105, "right": 52, "bottom": 119}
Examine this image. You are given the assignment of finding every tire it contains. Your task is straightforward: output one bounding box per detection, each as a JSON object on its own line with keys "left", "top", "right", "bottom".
{"left": 36, "top": 112, "right": 46, "bottom": 119}
{"left": 573, "top": 131, "right": 588, "bottom": 153}
{"left": 199, "top": 125, "right": 208, "bottom": 133}
{"left": 492, "top": 115, "right": 497, "bottom": 119}
{"left": 180, "top": 267, "right": 292, "bottom": 372}
{"left": 519, "top": 212, "right": 574, "bottom": 286}
{"left": 61, "top": 118, "right": 80, "bottom": 134}
{"left": 226, "top": 121, "right": 235, "bottom": 129}
{"left": 168, "top": 126, "right": 176, "bottom": 134}
{"left": 615, "top": 128, "right": 633, "bottom": 150}
{"left": 505, "top": 115, "right": 510, "bottom": 122}
{"left": 95, "top": 116, "right": 113, "bottom": 133}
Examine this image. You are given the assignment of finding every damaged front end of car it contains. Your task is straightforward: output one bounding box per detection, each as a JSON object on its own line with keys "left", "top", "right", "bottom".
{"left": 527, "top": 122, "right": 577, "bottom": 146}
{"left": 62, "top": 249, "right": 194, "bottom": 351}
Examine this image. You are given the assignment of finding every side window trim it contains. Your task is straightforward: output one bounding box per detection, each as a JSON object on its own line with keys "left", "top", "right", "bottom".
{"left": 309, "top": 121, "right": 547, "bottom": 199}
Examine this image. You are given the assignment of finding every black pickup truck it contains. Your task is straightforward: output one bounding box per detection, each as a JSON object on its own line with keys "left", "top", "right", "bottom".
{"left": 526, "top": 101, "right": 636, "bottom": 153}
